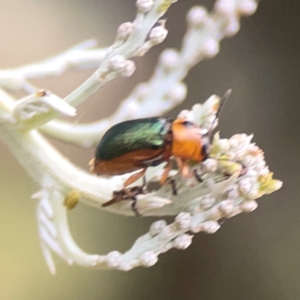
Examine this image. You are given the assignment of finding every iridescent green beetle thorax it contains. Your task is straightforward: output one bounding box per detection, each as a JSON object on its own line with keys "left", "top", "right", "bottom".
{"left": 95, "top": 117, "right": 173, "bottom": 161}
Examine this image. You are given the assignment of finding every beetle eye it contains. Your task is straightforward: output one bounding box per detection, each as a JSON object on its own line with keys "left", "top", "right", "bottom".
{"left": 182, "top": 120, "right": 194, "bottom": 128}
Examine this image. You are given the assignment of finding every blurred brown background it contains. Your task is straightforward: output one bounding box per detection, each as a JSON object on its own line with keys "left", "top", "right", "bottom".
{"left": 0, "top": 0, "right": 299, "bottom": 299}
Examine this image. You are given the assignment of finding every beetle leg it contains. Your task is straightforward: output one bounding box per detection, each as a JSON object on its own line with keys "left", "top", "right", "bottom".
{"left": 131, "top": 196, "right": 141, "bottom": 217}
{"left": 193, "top": 169, "right": 203, "bottom": 183}
{"left": 123, "top": 168, "right": 147, "bottom": 188}
{"left": 159, "top": 160, "right": 172, "bottom": 185}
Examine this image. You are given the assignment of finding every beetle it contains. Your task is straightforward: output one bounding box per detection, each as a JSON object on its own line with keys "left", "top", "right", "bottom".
{"left": 90, "top": 90, "right": 232, "bottom": 215}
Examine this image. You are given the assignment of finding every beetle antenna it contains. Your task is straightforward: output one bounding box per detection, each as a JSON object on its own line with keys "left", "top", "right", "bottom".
{"left": 208, "top": 89, "right": 232, "bottom": 137}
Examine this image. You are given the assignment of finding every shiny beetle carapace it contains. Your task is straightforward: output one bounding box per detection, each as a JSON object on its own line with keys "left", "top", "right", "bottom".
{"left": 90, "top": 90, "right": 232, "bottom": 215}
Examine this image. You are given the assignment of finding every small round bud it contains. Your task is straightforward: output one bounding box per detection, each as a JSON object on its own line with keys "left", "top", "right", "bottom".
{"left": 135, "top": 83, "right": 150, "bottom": 98}
{"left": 203, "top": 39, "right": 219, "bottom": 58}
{"left": 175, "top": 212, "right": 191, "bottom": 229}
{"left": 105, "top": 251, "right": 122, "bottom": 268}
{"left": 159, "top": 49, "right": 180, "bottom": 70}
{"left": 227, "top": 186, "right": 239, "bottom": 200}
{"left": 160, "top": 242, "right": 173, "bottom": 253}
{"left": 259, "top": 166, "right": 270, "bottom": 176}
{"left": 149, "top": 25, "right": 168, "bottom": 45}
{"left": 200, "top": 196, "right": 215, "bottom": 210}
{"left": 177, "top": 109, "right": 189, "bottom": 119}
{"left": 136, "top": 0, "right": 154, "bottom": 13}
{"left": 173, "top": 234, "right": 193, "bottom": 250}
{"left": 238, "top": 178, "right": 252, "bottom": 194}
{"left": 108, "top": 55, "right": 126, "bottom": 72}
{"left": 187, "top": 6, "right": 208, "bottom": 27}
{"left": 201, "top": 158, "right": 218, "bottom": 173}
{"left": 150, "top": 220, "right": 167, "bottom": 235}
{"left": 238, "top": 0, "right": 257, "bottom": 15}
{"left": 167, "top": 83, "right": 187, "bottom": 104}
{"left": 241, "top": 200, "right": 258, "bottom": 212}
{"left": 119, "top": 262, "right": 135, "bottom": 271}
{"left": 201, "top": 221, "right": 220, "bottom": 234}
{"left": 190, "top": 224, "right": 202, "bottom": 233}
{"left": 160, "top": 226, "right": 173, "bottom": 239}
{"left": 214, "top": 0, "right": 236, "bottom": 14}
{"left": 224, "top": 17, "right": 240, "bottom": 37}
{"left": 215, "top": 139, "right": 230, "bottom": 153}
{"left": 120, "top": 60, "right": 136, "bottom": 77}
{"left": 140, "top": 251, "right": 158, "bottom": 267}
{"left": 219, "top": 200, "right": 234, "bottom": 216}
{"left": 247, "top": 189, "right": 260, "bottom": 200}
{"left": 117, "top": 22, "right": 133, "bottom": 40}
{"left": 254, "top": 160, "right": 266, "bottom": 172}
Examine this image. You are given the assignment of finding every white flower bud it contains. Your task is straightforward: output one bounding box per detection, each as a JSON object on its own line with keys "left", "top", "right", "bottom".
{"left": 203, "top": 39, "right": 219, "bottom": 58}
{"left": 200, "top": 196, "right": 215, "bottom": 210}
{"left": 105, "top": 251, "right": 122, "bottom": 268}
{"left": 167, "top": 82, "right": 187, "bottom": 104}
{"left": 159, "top": 49, "right": 180, "bottom": 70}
{"left": 241, "top": 200, "right": 258, "bottom": 212}
{"left": 214, "top": 0, "right": 236, "bottom": 14}
{"left": 218, "top": 200, "right": 234, "bottom": 216}
{"left": 108, "top": 55, "right": 126, "bottom": 72}
{"left": 173, "top": 234, "right": 193, "bottom": 250}
{"left": 160, "top": 242, "right": 173, "bottom": 253}
{"left": 187, "top": 6, "right": 208, "bottom": 27}
{"left": 149, "top": 25, "right": 168, "bottom": 45}
{"left": 215, "top": 139, "right": 230, "bottom": 153}
{"left": 160, "top": 226, "right": 173, "bottom": 239}
{"left": 175, "top": 212, "right": 191, "bottom": 229}
{"left": 227, "top": 186, "right": 239, "bottom": 200}
{"left": 119, "top": 262, "right": 135, "bottom": 271}
{"left": 140, "top": 251, "right": 158, "bottom": 267}
{"left": 116, "top": 22, "right": 133, "bottom": 40}
{"left": 150, "top": 220, "right": 167, "bottom": 235}
{"left": 238, "top": 178, "right": 252, "bottom": 194}
{"left": 190, "top": 224, "right": 202, "bottom": 233}
{"left": 120, "top": 60, "right": 136, "bottom": 77}
{"left": 201, "top": 158, "right": 218, "bottom": 173}
{"left": 136, "top": 0, "right": 154, "bottom": 13}
{"left": 247, "top": 189, "right": 260, "bottom": 200}
{"left": 259, "top": 166, "right": 270, "bottom": 176}
{"left": 177, "top": 109, "right": 189, "bottom": 119}
{"left": 201, "top": 221, "right": 220, "bottom": 234}
{"left": 238, "top": 0, "right": 258, "bottom": 15}
{"left": 224, "top": 17, "right": 240, "bottom": 37}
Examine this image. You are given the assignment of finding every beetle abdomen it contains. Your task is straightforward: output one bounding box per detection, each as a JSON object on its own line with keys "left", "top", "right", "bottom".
{"left": 94, "top": 117, "right": 173, "bottom": 175}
